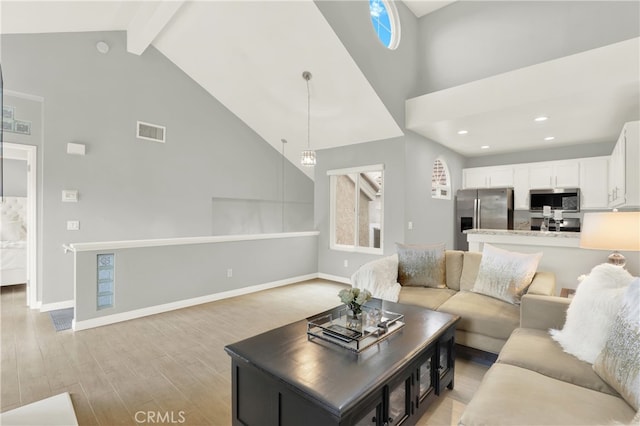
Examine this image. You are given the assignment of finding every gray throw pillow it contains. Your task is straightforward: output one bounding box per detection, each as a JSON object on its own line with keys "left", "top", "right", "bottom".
{"left": 397, "top": 242, "right": 446, "bottom": 288}
{"left": 593, "top": 278, "right": 640, "bottom": 411}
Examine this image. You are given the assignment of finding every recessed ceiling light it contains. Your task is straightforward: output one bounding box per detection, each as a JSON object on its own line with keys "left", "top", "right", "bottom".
{"left": 534, "top": 116, "right": 548, "bottom": 122}
{"left": 480, "top": 145, "right": 490, "bottom": 149}
{"left": 457, "top": 130, "right": 468, "bottom": 135}
{"left": 544, "top": 136, "right": 555, "bottom": 141}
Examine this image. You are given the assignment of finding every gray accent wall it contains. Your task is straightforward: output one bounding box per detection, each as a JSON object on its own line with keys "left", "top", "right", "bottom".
{"left": 315, "top": 1, "right": 465, "bottom": 279}
{"left": 75, "top": 234, "right": 318, "bottom": 322}
{"left": 314, "top": 0, "right": 420, "bottom": 125}
{"left": 315, "top": 139, "right": 405, "bottom": 278}
{"left": 2, "top": 159, "right": 27, "bottom": 197}
{"left": 418, "top": 1, "right": 640, "bottom": 94}
{"left": 404, "top": 132, "right": 465, "bottom": 247}
{"left": 2, "top": 31, "right": 313, "bottom": 304}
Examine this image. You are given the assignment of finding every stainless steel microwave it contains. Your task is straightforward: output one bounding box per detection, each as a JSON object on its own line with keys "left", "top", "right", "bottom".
{"left": 529, "top": 188, "right": 580, "bottom": 212}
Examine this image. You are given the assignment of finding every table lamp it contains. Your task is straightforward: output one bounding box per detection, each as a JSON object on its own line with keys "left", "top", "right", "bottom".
{"left": 580, "top": 211, "right": 640, "bottom": 266}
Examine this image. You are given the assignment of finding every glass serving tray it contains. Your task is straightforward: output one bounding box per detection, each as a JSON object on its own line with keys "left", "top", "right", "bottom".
{"left": 307, "top": 306, "right": 405, "bottom": 353}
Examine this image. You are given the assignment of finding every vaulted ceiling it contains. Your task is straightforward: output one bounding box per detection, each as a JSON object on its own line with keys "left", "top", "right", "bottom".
{"left": 0, "top": 0, "right": 405, "bottom": 180}
{"left": 2, "top": 1, "right": 638, "bottom": 179}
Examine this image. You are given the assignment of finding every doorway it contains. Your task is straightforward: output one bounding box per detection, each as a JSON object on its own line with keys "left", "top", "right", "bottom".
{"left": 2, "top": 142, "right": 38, "bottom": 308}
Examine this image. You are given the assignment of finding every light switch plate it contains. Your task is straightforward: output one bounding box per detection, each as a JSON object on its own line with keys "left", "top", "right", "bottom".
{"left": 67, "top": 220, "right": 80, "bottom": 231}
{"left": 62, "top": 190, "right": 78, "bottom": 202}
{"left": 67, "top": 143, "right": 86, "bottom": 155}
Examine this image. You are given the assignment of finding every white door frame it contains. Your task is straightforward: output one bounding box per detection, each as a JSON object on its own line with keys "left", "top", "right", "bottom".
{"left": 3, "top": 142, "right": 38, "bottom": 308}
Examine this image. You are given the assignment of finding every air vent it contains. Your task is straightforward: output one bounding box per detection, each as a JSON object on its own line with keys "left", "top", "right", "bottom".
{"left": 137, "top": 121, "right": 165, "bottom": 143}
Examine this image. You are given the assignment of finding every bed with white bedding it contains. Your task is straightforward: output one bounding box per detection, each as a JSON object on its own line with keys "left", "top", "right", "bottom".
{"left": 1, "top": 197, "right": 27, "bottom": 286}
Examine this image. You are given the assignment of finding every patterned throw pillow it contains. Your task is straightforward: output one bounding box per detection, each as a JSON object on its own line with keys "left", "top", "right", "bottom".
{"left": 593, "top": 278, "right": 640, "bottom": 411}
{"left": 396, "top": 242, "right": 446, "bottom": 288}
{"left": 471, "top": 244, "right": 542, "bottom": 304}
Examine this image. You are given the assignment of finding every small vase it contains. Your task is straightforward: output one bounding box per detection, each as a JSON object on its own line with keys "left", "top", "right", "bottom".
{"left": 346, "top": 309, "right": 363, "bottom": 332}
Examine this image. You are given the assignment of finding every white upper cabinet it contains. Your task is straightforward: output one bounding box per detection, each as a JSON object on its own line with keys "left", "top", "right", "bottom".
{"left": 529, "top": 161, "right": 579, "bottom": 189}
{"left": 579, "top": 156, "right": 609, "bottom": 210}
{"left": 609, "top": 121, "right": 639, "bottom": 208}
{"left": 463, "top": 166, "right": 514, "bottom": 189}
{"left": 513, "top": 167, "right": 530, "bottom": 210}
{"left": 464, "top": 157, "right": 607, "bottom": 210}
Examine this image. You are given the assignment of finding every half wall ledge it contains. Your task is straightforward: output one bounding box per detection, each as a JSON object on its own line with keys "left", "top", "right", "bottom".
{"left": 65, "top": 231, "right": 321, "bottom": 331}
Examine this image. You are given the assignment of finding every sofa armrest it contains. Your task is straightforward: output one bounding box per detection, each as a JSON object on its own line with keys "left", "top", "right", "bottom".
{"left": 520, "top": 294, "right": 570, "bottom": 330}
{"left": 526, "top": 271, "right": 556, "bottom": 296}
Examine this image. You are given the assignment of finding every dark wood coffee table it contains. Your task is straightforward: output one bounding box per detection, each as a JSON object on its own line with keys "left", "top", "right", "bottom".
{"left": 225, "top": 299, "right": 459, "bottom": 426}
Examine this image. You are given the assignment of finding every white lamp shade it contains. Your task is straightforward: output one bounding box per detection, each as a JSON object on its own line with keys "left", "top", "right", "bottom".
{"left": 580, "top": 211, "right": 640, "bottom": 251}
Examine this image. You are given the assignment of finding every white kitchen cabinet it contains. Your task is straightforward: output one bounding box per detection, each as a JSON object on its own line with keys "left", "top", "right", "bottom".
{"left": 609, "top": 121, "right": 640, "bottom": 208}
{"left": 462, "top": 166, "right": 513, "bottom": 189}
{"left": 529, "top": 161, "right": 579, "bottom": 189}
{"left": 579, "top": 156, "right": 609, "bottom": 209}
{"left": 513, "top": 167, "right": 530, "bottom": 210}
{"left": 463, "top": 168, "right": 490, "bottom": 188}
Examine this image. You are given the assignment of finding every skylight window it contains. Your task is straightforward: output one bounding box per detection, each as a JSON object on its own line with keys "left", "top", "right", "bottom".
{"left": 369, "top": 0, "right": 400, "bottom": 50}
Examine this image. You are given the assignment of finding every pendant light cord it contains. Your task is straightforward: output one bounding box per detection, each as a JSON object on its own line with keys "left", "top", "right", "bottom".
{"left": 306, "top": 76, "right": 311, "bottom": 150}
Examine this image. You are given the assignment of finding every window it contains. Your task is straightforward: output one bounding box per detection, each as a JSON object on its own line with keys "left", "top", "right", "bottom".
{"left": 329, "top": 165, "right": 384, "bottom": 254}
{"left": 369, "top": 0, "right": 401, "bottom": 50}
{"left": 431, "top": 158, "right": 451, "bottom": 200}
{"left": 97, "top": 254, "right": 114, "bottom": 310}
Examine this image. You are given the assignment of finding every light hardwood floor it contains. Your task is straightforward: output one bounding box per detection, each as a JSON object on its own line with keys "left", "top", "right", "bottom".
{"left": 1, "top": 280, "right": 489, "bottom": 425}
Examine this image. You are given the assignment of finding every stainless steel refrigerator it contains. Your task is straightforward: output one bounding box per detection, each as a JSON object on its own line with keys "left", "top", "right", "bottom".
{"left": 455, "top": 188, "right": 514, "bottom": 250}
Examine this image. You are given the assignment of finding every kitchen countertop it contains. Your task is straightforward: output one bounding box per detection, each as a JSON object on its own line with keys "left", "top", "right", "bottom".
{"left": 464, "top": 229, "right": 580, "bottom": 239}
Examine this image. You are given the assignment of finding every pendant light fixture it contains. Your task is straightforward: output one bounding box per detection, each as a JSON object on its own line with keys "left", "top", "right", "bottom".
{"left": 300, "top": 71, "right": 316, "bottom": 166}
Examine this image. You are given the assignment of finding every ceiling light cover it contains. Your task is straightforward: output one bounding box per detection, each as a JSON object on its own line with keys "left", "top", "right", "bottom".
{"left": 300, "top": 71, "right": 316, "bottom": 166}
{"left": 458, "top": 130, "right": 468, "bottom": 135}
{"left": 481, "top": 145, "right": 490, "bottom": 149}
{"left": 534, "top": 116, "right": 548, "bottom": 122}
{"left": 544, "top": 136, "right": 555, "bottom": 141}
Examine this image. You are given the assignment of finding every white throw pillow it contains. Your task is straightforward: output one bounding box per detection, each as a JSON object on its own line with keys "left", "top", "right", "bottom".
{"left": 550, "top": 263, "right": 634, "bottom": 364}
{"left": 471, "top": 244, "right": 542, "bottom": 304}
{"left": 351, "top": 254, "right": 401, "bottom": 302}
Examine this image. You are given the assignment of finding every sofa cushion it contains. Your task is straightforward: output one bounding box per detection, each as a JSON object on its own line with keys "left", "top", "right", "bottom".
{"left": 459, "top": 251, "right": 482, "bottom": 291}
{"left": 550, "top": 263, "right": 633, "bottom": 363}
{"left": 437, "top": 291, "right": 519, "bottom": 340}
{"left": 471, "top": 244, "right": 541, "bottom": 304}
{"left": 594, "top": 278, "right": 640, "bottom": 410}
{"left": 459, "top": 364, "right": 636, "bottom": 426}
{"left": 444, "top": 250, "right": 464, "bottom": 291}
{"left": 397, "top": 287, "right": 456, "bottom": 311}
{"left": 397, "top": 242, "right": 446, "bottom": 288}
{"left": 497, "top": 328, "right": 618, "bottom": 396}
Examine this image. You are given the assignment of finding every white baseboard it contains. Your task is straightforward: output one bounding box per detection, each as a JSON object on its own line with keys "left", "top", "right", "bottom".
{"left": 317, "top": 273, "right": 351, "bottom": 284}
{"left": 40, "top": 300, "right": 74, "bottom": 312}
{"left": 73, "top": 273, "right": 319, "bottom": 331}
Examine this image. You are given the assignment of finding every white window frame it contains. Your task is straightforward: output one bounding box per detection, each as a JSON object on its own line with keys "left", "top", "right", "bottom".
{"left": 328, "top": 164, "right": 384, "bottom": 254}
{"left": 431, "top": 157, "right": 452, "bottom": 200}
{"left": 370, "top": 0, "right": 401, "bottom": 50}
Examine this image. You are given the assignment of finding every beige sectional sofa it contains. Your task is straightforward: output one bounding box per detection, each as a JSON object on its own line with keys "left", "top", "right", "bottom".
{"left": 460, "top": 294, "right": 637, "bottom": 425}
{"left": 356, "top": 250, "right": 556, "bottom": 354}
